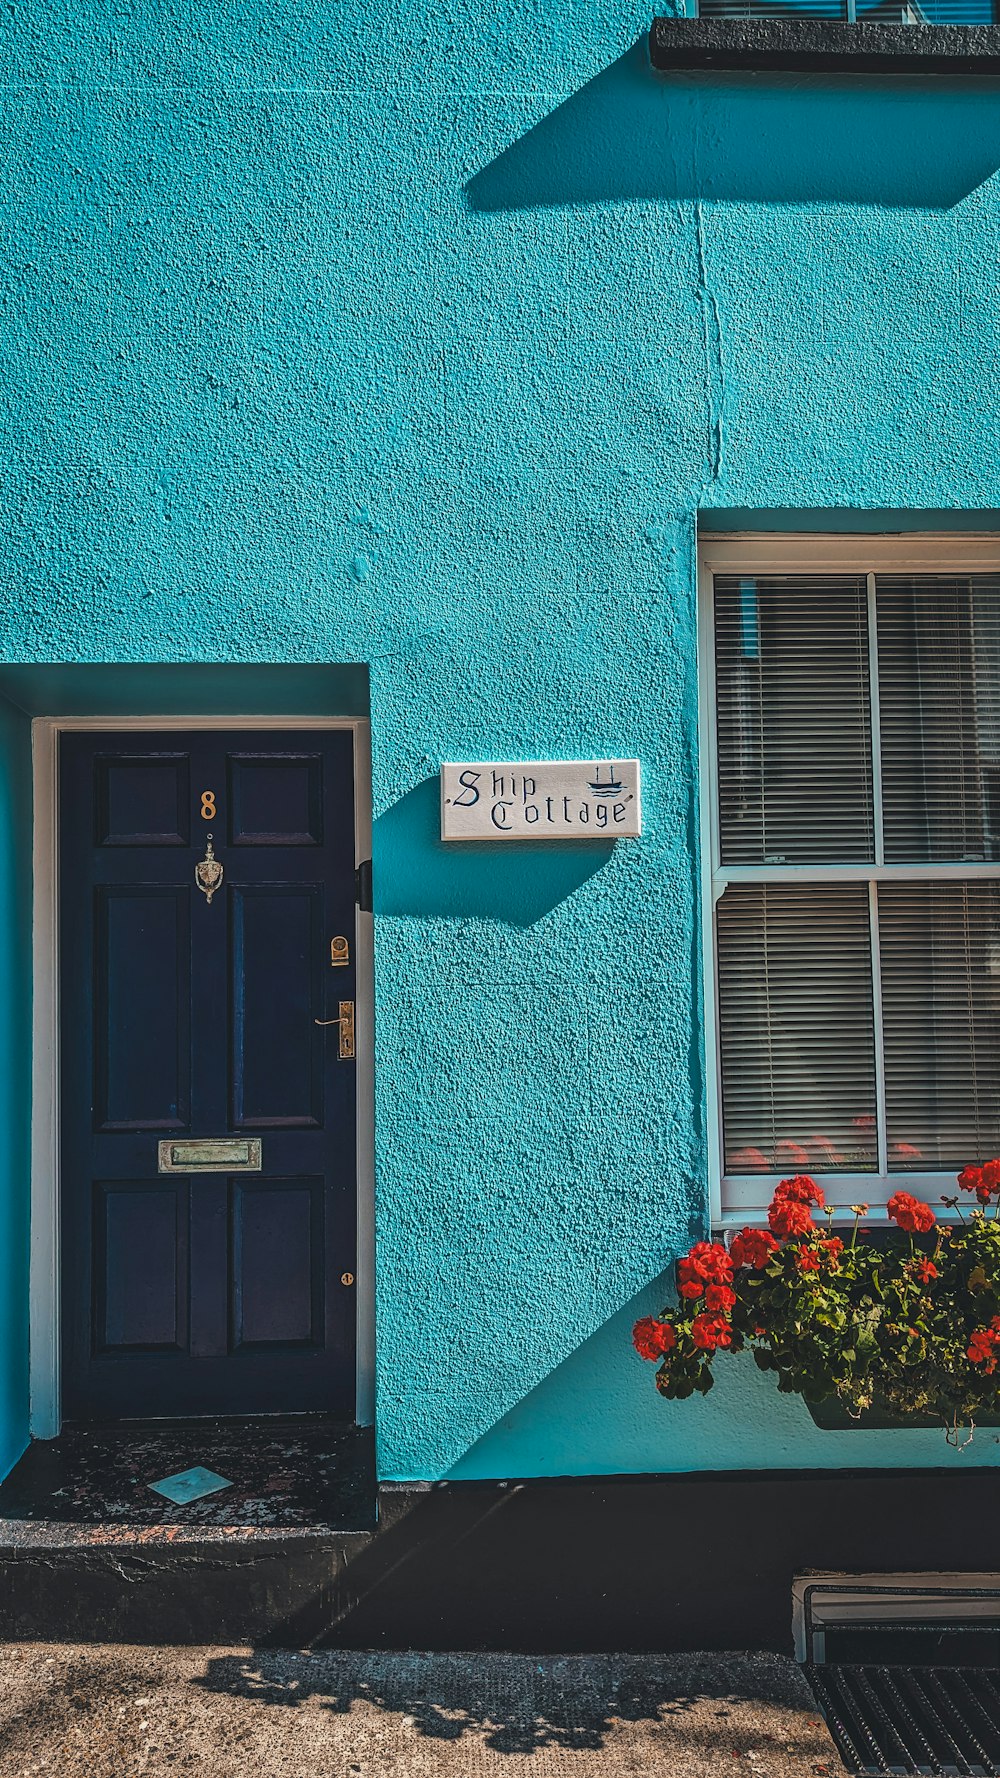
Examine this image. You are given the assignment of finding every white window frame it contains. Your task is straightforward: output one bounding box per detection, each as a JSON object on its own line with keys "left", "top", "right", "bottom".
{"left": 698, "top": 533, "right": 1000, "bottom": 1228}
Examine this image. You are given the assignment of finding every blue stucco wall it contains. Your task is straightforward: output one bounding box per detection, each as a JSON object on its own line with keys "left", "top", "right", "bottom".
{"left": 3, "top": 4, "right": 1000, "bottom": 1480}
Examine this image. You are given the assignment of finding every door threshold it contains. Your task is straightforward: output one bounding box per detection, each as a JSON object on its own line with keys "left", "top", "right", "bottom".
{"left": 61, "top": 1409, "right": 352, "bottom": 1431}
{"left": 0, "top": 1415, "right": 375, "bottom": 1540}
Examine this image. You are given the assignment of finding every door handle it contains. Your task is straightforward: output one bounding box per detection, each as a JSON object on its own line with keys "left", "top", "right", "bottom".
{"left": 315, "top": 1000, "right": 355, "bottom": 1059}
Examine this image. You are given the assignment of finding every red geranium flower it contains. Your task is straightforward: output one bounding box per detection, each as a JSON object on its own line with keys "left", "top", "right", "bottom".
{"left": 678, "top": 1280, "right": 703, "bottom": 1300}
{"left": 773, "top": 1175, "right": 826, "bottom": 1207}
{"left": 690, "top": 1313, "right": 732, "bottom": 1351}
{"left": 908, "top": 1257, "right": 938, "bottom": 1285}
{"left": 962, "top": 1160, "right": 1000, "bottom": 1203}
{"left": 704, "top": 1283, "right": 737, "bottom": 1313}
{"left": 730, "top": 1228, "right": 779, "bottom": 1271}
{"left": 632, "top": 1317, "right": 677, "bottom": 1362}
{"left": 968, "top": 1316, "right": 1000, "bottom": 1373}
{"left": 796, "top": 1248, "right": 822, "bottom": 1272}
{"left": 767, "top": 1178, "right": 823, "bottom": 1238}
{"left": 678, "top": 1242, "right": 734, "bottom": 1289}
{"left": 769, "top": 1197, "right": 815, "bottom": 1239}
{"left": 887, "top": 1191, "right": 935, "bottom": 1234}
{"left": 955, "top": 1159, "right": 1000, "bottom": 1202}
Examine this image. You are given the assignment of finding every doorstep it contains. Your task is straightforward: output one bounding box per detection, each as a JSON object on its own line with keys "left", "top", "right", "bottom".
{"left": 0, "top": 1416, "right": 375, "bottom": 1643}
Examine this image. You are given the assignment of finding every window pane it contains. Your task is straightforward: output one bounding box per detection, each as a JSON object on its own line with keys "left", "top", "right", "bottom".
{"left": 879, "top": 879, "right": 1000, "bottom": 1170}
{"left": 717, "top": 882, "right": 878, "bottom": 1174}
{"left": 714, "top": 576, "right": 875, "bottom": 865}
{"left": 878, "top": 575, "right": 1000, "bottom": 863}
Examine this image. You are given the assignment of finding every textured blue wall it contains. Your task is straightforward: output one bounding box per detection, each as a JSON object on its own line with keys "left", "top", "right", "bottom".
{"left": 3, "top": 3, "right": 1000, "bottom": 1479}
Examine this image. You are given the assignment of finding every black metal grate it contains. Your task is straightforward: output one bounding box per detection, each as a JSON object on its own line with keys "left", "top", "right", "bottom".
{"left": 806, "top": 1664, "right": 1000, "bottom": 1775}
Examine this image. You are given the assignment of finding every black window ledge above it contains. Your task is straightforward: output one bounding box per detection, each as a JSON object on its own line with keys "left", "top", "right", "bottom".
{"left": 649, "top": 17, "right": 1000, "bottom": 74}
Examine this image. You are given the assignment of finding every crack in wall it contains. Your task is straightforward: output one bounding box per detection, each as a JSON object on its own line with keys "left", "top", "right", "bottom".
{"left": 694, "top": 200, "right": 725, "bottom": 486}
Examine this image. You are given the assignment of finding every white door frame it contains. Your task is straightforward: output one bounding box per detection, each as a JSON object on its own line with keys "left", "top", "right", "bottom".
{"left": 30, "top": 715, "right": 375, "bottom": 1437}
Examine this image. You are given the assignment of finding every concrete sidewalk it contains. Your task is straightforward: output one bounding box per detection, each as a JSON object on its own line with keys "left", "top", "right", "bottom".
{"left": 0, "top": 1646, "right": 846, "bottom": 1776}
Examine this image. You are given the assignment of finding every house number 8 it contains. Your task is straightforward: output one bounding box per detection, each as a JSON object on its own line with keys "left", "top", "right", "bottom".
{"left": 200, "top": 791, "right": 216, "bottom": 820}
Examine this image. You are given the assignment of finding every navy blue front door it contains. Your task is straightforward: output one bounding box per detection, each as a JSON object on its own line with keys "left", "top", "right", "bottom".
{"left": 60, "top": 730, "right": 358, "bottom": 1421}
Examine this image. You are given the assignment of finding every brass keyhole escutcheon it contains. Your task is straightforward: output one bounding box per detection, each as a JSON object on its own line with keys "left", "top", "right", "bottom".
{"left": 340, "top": 1272, "right": 355, "bottom": 1287}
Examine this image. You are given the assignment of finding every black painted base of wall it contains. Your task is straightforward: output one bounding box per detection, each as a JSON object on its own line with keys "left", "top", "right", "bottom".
{"left": 329, "top": 1470, "right": 1000, "bottom": 1653}
{"left": 3, "top": 1467, "right": 1000, "bottom": 1646}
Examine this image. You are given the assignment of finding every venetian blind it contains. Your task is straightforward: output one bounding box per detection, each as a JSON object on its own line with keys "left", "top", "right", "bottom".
{"left": 714, "top": 576, "right": 874, "bottom": 865}
{"left": 878, "top": 879, "right": 1000, "bottom": 1170}
{"left": 716, "top": 882, "right": 878, "bottom": 1175}
{"left": 877, "top": 575, "right": 1000, "bottom": 864}
{"left": 713, "top": 570, "right": 1000, "bottom": 1183}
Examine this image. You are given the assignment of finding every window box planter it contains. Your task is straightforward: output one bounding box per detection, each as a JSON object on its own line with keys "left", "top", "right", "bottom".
{"left": 637, "top": 1169, "right": 1000, "bottom": 1445}
{"left": 805, "top": 1395, "right": 1000, "bottom": 1432}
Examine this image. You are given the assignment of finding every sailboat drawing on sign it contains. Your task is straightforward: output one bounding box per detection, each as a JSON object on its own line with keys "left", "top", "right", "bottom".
{"left": 588, "top": 763, "right": 624, "bottom": 796}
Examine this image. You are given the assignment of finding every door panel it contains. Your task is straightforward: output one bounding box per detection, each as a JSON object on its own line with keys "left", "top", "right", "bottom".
{"left": 231, "top": 886, "right": 323, "bottom": 1127}
{"left": 96, "top": 754, "right": 191, "bottom": 847}
{"left": 60, "top": 728, "right": 358, "bottom": 1421}
{"left": 228, "top": 753, "right": 323, "bottom": 845}
{"left": 94, "top": 888, "right": 191, "bottom": 1130}
{"left": 95, "top": 1182, "right": 187, "bottom": 1352}
{"left": 231, "top": 1179, "right": 324, "bottom": 1349}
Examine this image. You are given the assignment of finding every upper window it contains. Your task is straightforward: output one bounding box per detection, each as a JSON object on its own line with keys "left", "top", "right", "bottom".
{"left": 694, "top": 2, "right": 997, "bottom": 23}
{"left": 649, "top": 12, "right": 1000, "bottom": 79}
{"left": 702, "top": 540, "right": 1000, "bottom": 1217}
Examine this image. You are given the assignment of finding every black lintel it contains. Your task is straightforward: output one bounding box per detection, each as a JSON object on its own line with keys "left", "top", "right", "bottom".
{"left": 649, "top": 17, "right": 1000, "bottom": 74}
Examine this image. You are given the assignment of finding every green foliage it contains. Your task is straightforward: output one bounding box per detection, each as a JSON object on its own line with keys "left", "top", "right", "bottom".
{"left": 644, "top": 1205, "right": 1000, "bottom": 1440}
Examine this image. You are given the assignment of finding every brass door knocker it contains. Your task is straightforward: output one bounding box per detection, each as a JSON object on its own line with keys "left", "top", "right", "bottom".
{"left": 195, "top": 834, "right": 224, "bottom": 904}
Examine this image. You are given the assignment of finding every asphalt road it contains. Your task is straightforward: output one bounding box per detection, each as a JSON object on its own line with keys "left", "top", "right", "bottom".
{"left": 0, "top": 1646, "right": 845, "bottom": 1776}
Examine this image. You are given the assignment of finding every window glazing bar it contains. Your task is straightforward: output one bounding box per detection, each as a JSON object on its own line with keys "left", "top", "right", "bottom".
{"left": 868, "top": 882, "right": 889, "bottom": 1177}
{"left": 716, "top": 863, "right": 1000, "bottom": 883}
{"left": 867, "top": 571, "right": 884, "bottom": 867}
